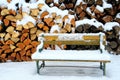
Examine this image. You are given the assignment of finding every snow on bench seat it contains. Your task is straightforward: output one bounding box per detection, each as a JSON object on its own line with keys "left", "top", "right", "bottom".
{"left": 32, "top": 50, "right": 110, "bottom": 62}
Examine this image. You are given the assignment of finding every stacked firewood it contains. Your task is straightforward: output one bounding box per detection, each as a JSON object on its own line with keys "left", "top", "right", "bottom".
{"left": 0, "top": 0, "right": 120, "bottom": 62}
{"left": 0, "top": 2, "right": 75, "bottom": 62}
{"left": 45, "top": 0, "right": 120, "bottom": 54}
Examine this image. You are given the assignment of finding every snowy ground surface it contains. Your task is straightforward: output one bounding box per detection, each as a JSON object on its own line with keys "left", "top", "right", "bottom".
{"left": 0, "top": 54, "right": 120, "bottom": 80}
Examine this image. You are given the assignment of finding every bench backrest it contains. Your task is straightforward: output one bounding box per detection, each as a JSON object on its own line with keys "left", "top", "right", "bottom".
{"left": 39, "top": 33, "right": 106, "bottom": 53}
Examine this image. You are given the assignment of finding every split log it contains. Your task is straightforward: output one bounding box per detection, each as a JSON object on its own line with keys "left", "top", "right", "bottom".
{"left": 7, "top": 0, "right": 11, "bottom": 3}
{"left": 30, "top": 34, "right": 37, "bottom": 40}
{"left": 10, "top": 44, "right": 16, "bottom": 50}
{"left": 79, "top": 11, "right": 86, "bottom": 19}
{"left": 0, "top": 49, "right": 3, "bottom": 55}
{"left": 31, "top": 47, "right": 37, "bottom": 53}
{"left": 0, "top": 33, "right": 6, "bottom": 38}
{"left": 5, "top": 15, "right": 16, "bottom": 22}
{"left": 16, "top": 53, "right": 21, "bottom": 61}
{"left": 16, "top": 25, "right": 23, "bottom": 31}
{"left": 5, "top": 40, "right": 14, "bottom": 45}
{"left": 60, "top": 28, "right": 67, "bottom": 33}
{"left": 38, "top": 4, "right": 44, "bottom": 10}
{"left": 15, "top": 13, "right": 23, "bottom": 20}
{"left": 96, "top": 0, "right": 103, "bottom": 5}
{"left": 27, "top": 22, "right": 34, "bottom": 29}
{"left": 22, "top": 29, "right": 29, "bottom": 33}
{"left": 117, "top": 46, "right": 120, "bottom": 54}
{"left": 11, "top": 22, "right": 16, "bottom": 27}
{"left": 20, "top": 49, "right": 26, "bottom": 56}
{"left": 0, "top": 54, "right": 6, "bottom": 59}
{"left": 23, "top": 24, "right": 29, "bottom": 29}
{"left": 2, "top": 44, "right": 10, "bottom": 50}
{"left": 6, "top": 26, "right": 14, "bottom": 33}
{"left": 26, "top": 50, "right": 31, "bottom": 56}
{"left": 37, "top": 23, "right": 44, "bottom": 29}
{"left": 12, "top": 31, "right": 19, "bottom": 38}
{"left": 9, "top": 9, "right": 16, "bottom": 16}
{"left": 30, "top": 9, "right": 39, "bottom": 17}
{"left": 20, "top": 33, "right": 29, "bottom": 42}
{"left": 30, "top": 27, "right": 37, "bottom": 34}
{"left": 4, "top": 48, "right": 12, "bottom": 54}
{"left": 3, "top": 19, "right": 9, "bottom": 26}
{"left": 102, "top": 15, "right": 113, "bottom": 22}
{"left": 5, "top": 33, "right": 11, "bottom": 41}
{"left": 75, "top": 5, "right": 83, "bottom": 14}
{"left": 11, "top": 37, "right": 20, "bottom": 43}
{"left": 16, "top": 43, "right": 25, "bottom": 50}
{"left": 40, "top": 11, "right": 49, "bottom": 19}
{"left": 36, "top": 30, "right": 43, "bottom": 37}
{"left": 63, "top": 15, "right": 68, "bottom": 22}
{"left": 44, "top": 17, "right": 53, "bottom": 26}
{"left": 70, "top": 18, "right": 75, "bottom": 27}
{"left": 45, "top": 0, "right": 53, "bottom": 5}
{"left": 109, "top": 41, "right": 118, "bottom": 49}
{"left": 1, "top": 9, "right": 9, "bottom": 16}
{"left": 14, "top": 48, "right": 21, "bottom": 52}
{"left": 43, "top": 26, "right": 49, "bottom": 32}
{"left": 25, "top": 45, "right": 33, "bottom": 51}
{"left": 31, "top": 41, "right": 40, "bottom": 48}
{"left": 23, "top": 38, "right": 31, "bottom": 46}
{"left": 11, "top": 53, "right": 16, "bottom": 58}
{"left": 0, "top": 25, "right": 2, "bottom": 31}
{"left": 64, "top": 23, "right": 71, "bottom": 32}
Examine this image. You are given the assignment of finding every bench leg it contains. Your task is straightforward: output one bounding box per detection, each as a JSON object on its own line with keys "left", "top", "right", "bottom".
{"left": 100, "top": 62, "right": 103, "bottom": 69}
{"left": 36, "top": 60, "right": 40, "bottom": 74}
{"left": 36, "top": 61, "right": 45, "bottom": 74}
{"left": 103, "top": 63, "right": 106, "bottom": 76}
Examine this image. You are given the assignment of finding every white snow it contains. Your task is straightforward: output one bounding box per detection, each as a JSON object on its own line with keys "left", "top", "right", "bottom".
{"left": 0, "top": 55, "right": 120, "bottom": 80}
{"left": 76, "top": 0, "right": 85, "bottom": 6}
{"left": 0, "top": 20, "right": 2, "bottom": 24}
{"left": 102, "top": 0, "right": 112, "bottom": 9}
{"left": 96, "top": 5, "right": 104, "bottom": 13}
{"left": 32, "top": 50, "right": 110, "bottom": 60}
{"left": 76, "top": 19, "right": 103, "bottom": 28}
{"left": 116, "top": 13, "right": 120, "bottom": 18}
{"left": 17, "top": 14, "right": 36, "bottom": 25}
{"left": 50, "top": 25, "right": 60, "bottom": 33}
{"left": 103, "top": 22, "right": 120, "bottom": 31}
{"left": 0, "top": 0, "right": 8, "bottom": 8}
{"left": 54, "top": 0, "right": 59, "bottom": 4}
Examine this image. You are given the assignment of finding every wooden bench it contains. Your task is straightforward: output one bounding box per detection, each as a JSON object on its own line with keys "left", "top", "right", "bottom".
{"left": 32, "top": 33, "right": 111, "bottom": 75}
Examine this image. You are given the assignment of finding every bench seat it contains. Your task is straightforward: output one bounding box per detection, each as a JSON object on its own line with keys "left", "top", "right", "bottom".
{"left": 32, "top": 50, "right": 110, "bottom": 62}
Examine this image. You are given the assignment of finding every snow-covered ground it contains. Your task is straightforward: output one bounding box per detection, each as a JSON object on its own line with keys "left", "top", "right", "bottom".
{"left": 0, "top": 54, "right": 120, "bottom": 80}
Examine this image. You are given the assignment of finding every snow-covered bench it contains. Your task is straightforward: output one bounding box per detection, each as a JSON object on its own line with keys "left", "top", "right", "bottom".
{"left": 32, "top": 33, "right": 111, "bottom": 75}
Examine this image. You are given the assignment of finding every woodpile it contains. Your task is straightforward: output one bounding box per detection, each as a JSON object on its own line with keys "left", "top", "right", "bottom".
{"left": 0, "top": 0, "right": 120, "bottom": 62}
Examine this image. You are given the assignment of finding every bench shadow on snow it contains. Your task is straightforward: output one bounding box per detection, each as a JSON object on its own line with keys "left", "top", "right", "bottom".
{"left": 39, "top": 65, "right": 103, "bottom": 77}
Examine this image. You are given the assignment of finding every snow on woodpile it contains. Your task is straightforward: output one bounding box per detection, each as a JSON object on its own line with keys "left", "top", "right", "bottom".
{"left": 0, "top": 0, "right": 120, "bottom": 62}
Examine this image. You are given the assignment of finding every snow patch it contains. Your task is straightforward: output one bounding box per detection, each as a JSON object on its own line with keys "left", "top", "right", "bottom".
{"left": 0, "top": 20, "right": 2, "bottom": 24}
{"left": 102, "top": 0, "right": 112, "bottom": 9}
{"left": 0, "top": 0, "right": 8, "bottom": 8}
{"left": 96, "top": 5, "right": 104, "bottom": 12}
{"left": 116, "top": 13, "right": 120, "bottom": 18}
{"left": 76, "top": 0, "right": 85, "bottom": 5}
{"left": 76, "top": 19, "right": 103, "bottom": 28}
{"left": 54, "top": 0, "right": 59, "bottom": 3}
{"left": 50, "top": 25, "right": 60, "bottom": 33}
{"left": 104, "top": 22, "right": 120, "bottom": 31}
{"left": 17, "top": 14, "right": 36, "bottom": 25}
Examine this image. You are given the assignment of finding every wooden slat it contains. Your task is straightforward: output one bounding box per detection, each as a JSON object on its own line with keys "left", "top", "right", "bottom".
{"left": 44, "top": 40, "right": 100, "bottom": 45}
{"left": 43, "top": 34, "right": 106, "bottom": 45}
{"left": 33, "top": 59, "right": 111, "bottom": 63}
